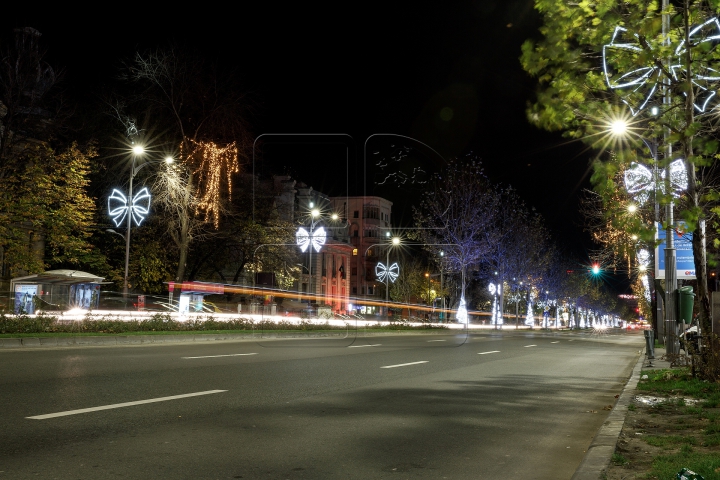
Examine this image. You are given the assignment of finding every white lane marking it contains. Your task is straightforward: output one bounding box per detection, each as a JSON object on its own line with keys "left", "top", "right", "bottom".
{"left": 381, "top": 361, "right": 428, "bottom": 369}
{"left": 551, "top": 341, "right": 560, "bottom": 344}
{"left": 27, "top": 390, "right": 227, "bottom": 420}
{"left": 427, "top": 340, "right": 446, "bottom": 342}
{"left": 182, "top": 353, "right": 258, "bottom": 359}
{"left": 348, "top": 344, "right": 382, "bottom": 348}
{"left": 478, "top": 351, "right": 500, "bottom": 355}
{"left": 524, "top": 345, "right": 537, "bottom": 348}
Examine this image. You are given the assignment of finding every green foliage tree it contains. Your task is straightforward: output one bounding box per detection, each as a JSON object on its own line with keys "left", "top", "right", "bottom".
{"left": 0, "top": 143, "right": 105, "bottom": 276}
{"left": 521, "top": 0, "right": 720, "bottom": 334}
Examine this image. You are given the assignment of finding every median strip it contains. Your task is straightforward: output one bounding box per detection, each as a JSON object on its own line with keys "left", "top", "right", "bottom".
{"left": 27, "top": 390, "right": 228, "bottom": 420}
{"left": 478, "top": 351, "right": 500, "bottom": 355}
{"left": 381, "top": 361, "right": 428, "bottom": 369}
{"left": 182, "top": 353, "right": 258, "bottom": 359}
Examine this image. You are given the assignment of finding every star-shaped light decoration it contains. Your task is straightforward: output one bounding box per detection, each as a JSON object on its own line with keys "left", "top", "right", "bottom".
{"left": 624, "top": 159, "right": 687, "bottom": 206}
{"left": 296, "top": 226, "right": 326, "bottom": 253}
{"left": 375, "top": 262, "right": 399, "bottom": 283}
{"left": 108, "top": 187, "right": 152, "bottom": 227}
{"left": 603, "top": 18, "right": 720, "bottom": 115}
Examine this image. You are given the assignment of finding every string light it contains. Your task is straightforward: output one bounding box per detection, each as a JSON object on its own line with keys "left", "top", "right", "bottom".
{"left": 182, "top": 140, "right": 239, "bottom": 228}
{"left": 456, "top": 296, "right": 468, "bottom": 324}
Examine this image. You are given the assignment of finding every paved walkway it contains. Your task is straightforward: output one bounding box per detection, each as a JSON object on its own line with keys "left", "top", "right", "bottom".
{"left": 571, "top": 340, "right": 684, "bottom": 479}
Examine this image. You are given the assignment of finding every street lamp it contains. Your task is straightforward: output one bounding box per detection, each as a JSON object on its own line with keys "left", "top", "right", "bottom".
{"left": 374, "top": 236, "right": 400, "bottom": 316}
{"left": 614, "top": 118, "right": 689, "bottom": 355}
{"left": 296, "top": 206, "right": 326, "bottom": 299}
{"left": 108, "top": 145, "right": 174, "bottom": 298}
{"left": 425, "top": 272, "right": 430, "bottom": 306}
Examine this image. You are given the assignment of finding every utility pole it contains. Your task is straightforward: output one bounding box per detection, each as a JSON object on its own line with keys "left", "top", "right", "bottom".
{"left": 662, "top": 0, "right": 678, "bottom": 356}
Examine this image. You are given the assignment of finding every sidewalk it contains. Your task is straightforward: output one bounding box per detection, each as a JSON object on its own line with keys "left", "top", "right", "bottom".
{"left": 571, "top": 341, "right": 681, "bottom": 479}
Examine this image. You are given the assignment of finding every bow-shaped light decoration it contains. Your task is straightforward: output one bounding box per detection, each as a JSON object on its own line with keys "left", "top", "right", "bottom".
{"left": 603, "top": 26, "right": 665, "bottom": 116}
{"left": 672, "top": 18, "right": 720, "bottom": 113}
{"left": 296, "top": 226, "right": 326, "bottom": 253}
{"left": 624, "top": 159, "right": 688, "bottom": 205}
{"left": 375, "top": 262, "right": 399, "bottom": 283}
{"left": 108, "top": 187, "right": 152, "bottom": 228}
{"left": 604, "top": 18, "right": 720, "bottom": 116}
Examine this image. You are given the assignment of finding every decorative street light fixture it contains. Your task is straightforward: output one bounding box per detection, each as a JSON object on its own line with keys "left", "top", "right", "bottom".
{"left": 375, "top": 236, "right": 401, "bottom": 314}
{"left": 108, "top": 145, "right": 173, "bottom": 298}
{"left": 296, "top": 205, "right": 326, "bottom": 298}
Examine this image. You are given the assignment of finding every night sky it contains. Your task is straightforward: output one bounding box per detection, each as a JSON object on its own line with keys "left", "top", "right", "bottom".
{"left": 3, "top": 2, "right": 599, "bottom": 265}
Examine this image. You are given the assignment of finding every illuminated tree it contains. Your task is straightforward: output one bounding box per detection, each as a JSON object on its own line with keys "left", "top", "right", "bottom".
{"left": 521, "top": 0, "right": 720, "bottom": 334}
{"left": 479, "top": 185, "right": 554, "bottom": 325}
{"left": 412, "top": 158, "right": 499, "bottom": 311}
{"left": 118, "top": 46, "right": 252, "bottom": 282}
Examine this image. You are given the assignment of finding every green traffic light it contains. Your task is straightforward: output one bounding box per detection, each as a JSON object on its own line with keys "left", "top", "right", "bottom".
{"left": 592, "top": 264, "right": 601, "bottom": 275}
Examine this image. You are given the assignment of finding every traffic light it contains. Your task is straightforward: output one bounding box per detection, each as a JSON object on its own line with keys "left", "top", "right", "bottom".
{"left": 591, "top": 264, "right": 601, "bottom": 275}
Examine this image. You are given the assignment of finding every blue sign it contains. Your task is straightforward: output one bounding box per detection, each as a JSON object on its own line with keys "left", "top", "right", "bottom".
{"left": 655, "top": 222, "right": 695, "bottom": 279}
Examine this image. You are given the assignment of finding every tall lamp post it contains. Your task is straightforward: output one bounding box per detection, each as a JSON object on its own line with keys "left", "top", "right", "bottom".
{"left": 368, "top": 236, "right": 401, "bottom": 317}
{"left": 296, "top": 206, "right": 326, "bottom": 300}
{"left": 613, "top": 119, "right": 688, "bottom": 354}
{"left": 108, "top": 145, "right": 173, "bottom": 298}
{"left": 385, "top": 236, "right": 400, "bottom": 304}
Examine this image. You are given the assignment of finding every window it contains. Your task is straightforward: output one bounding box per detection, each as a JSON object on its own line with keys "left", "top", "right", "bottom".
{"left": 352, "top": 267, "right": 357, "bottom": 276}
{"left": 353, "top": 211, "right": 359, "bottom": 218}
{"left": 353, "top": 287, "right": 357, "bottom": 294}
{"left": 364, "top": 206, "right": 379, "bottom": 219}
{"left": 352, "top": 248, "right": 358, "bottom": 256}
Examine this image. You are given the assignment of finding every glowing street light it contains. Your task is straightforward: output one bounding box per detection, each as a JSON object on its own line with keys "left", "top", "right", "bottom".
{"left": 375, "top": 236, "right": 401, "bottom": 312}
{"left": 108, "top": 145, "right": 173, "bottom": 298}
{"left": 611, "top": 119, "right": 628, "bottom": 136}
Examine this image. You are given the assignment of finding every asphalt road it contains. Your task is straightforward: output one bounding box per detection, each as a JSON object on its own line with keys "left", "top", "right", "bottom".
{"left": 0, "top": 329, "right": 644, "bottom": 479}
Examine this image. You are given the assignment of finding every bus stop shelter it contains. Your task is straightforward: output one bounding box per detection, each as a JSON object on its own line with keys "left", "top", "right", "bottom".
{"left": 10, "top": 270, "right": 105, "bottom": 314}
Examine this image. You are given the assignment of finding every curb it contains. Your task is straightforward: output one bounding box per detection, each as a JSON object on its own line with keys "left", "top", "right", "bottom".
{"left": 0, "top": 330, "right": 434, "bottom": 348}
{"left": 571, "top": 347, "right": 645, "bottom": 480}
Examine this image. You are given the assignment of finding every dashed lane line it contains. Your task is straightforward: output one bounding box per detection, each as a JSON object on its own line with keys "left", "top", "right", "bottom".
{"left": 182, "top": 353, "right": 259, "bottom": 359}
{"left": 27, "top": 390, "right": 228, "bottom": 420}
{"left": 381, "top": 361, "right": 429, "bottom": 369}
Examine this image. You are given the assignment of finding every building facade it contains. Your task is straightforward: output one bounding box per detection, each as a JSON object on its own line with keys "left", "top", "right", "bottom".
{"left": 329, "top": 196, "right": 394, "bottom": 305}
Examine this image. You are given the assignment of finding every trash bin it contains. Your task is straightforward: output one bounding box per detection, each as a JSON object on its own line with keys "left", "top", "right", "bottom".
{"left": 678, "top": 286, "right": 695, "bottom": 324}
{"left": 644, "top": 329, "right": 655, "bottom": 360}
